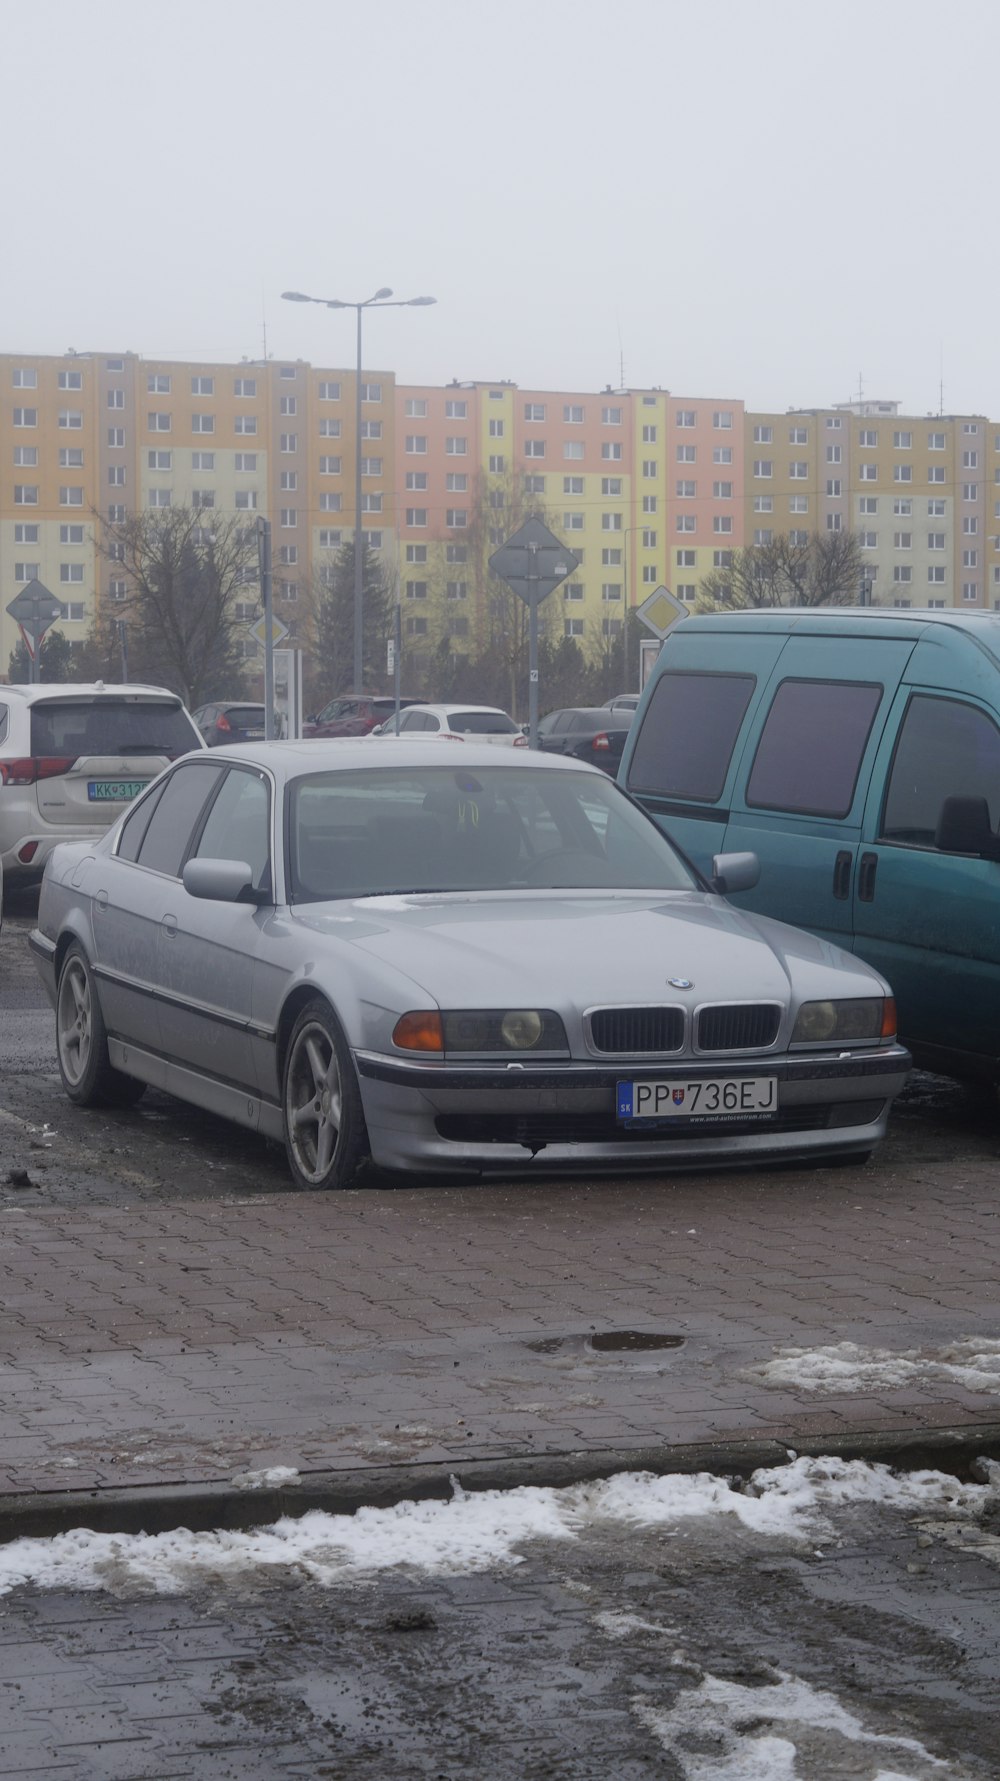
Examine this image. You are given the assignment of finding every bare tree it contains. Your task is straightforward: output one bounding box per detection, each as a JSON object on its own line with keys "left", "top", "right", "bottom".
{"left": 698, "top": 531, "right": 865, "bottom": 611}
{"left": 95, "top": 507, "right": 258, "bottom": 706}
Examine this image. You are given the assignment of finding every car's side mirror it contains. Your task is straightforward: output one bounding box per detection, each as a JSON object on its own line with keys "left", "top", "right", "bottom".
{"left": 935, "top": 795, "right": 1000, "bottom": 860}
{"left": 710, "top": 850, "right": 760, "bottom": 894}
{"left": 371, "top": 723, "right": 384, "bottom": 735}
{"left": 183, "top": 858, "right": 265, "bottom": 904}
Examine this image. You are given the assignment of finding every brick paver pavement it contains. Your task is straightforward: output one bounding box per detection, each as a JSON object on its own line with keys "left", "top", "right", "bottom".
{"left": 1, "top": 1144, "right": 999, "bottom": 1528}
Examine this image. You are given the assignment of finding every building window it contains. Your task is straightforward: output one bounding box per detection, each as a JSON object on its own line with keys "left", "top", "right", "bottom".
{"left": 58, "top": 447, "right": 84, "bottom": 468}
{"left": 642, "top": 528, "right": 657, "bottom": 548}
{"left": 565, "top": 617, "right": 584, "bottom": 637}
{"left": 108, "top": 389, "right": 124, "bottom": 409}
{"left": 60, "top": 485, "right": 84, "bottom": 507}
{"left": 563, "top": 441, "right": 584, "bottom": 460}
{"left": 108, "top": 466, "right": 126, "bottom": 486}
{"left": 642, "top": 459, "right": 657, "bottom": 477}
{"left": 963, "top": 583, "right": 980, "bottom": 602}
{"left": 602, "top": 512, "right": 623, "bottom": 531}
{"left": 754, "top": 495, "right": 773, "bottom": 512}
{"left": 642, "top": 564, "right": 658, "bottom": 583}
{"left": 789, "top": 496, "right": 808, "bottom": 513}
{"left": 601, "top": 477, "right": 622, "bottom": 497}
{"left": 14, "top": 562, "right": 40, "bottom": 581}
{"left": 563, "top": 512, "right": 584, "bottom": 530}
{"left": 280, "top": 508, "right": 298, "bottom": 527}
{"left": 894, "top": 465, "right": 912, "bottom": 483}
{"left": 963, "top": 549, "right": 979, "bottom": 567}
{"left": 713, "top": 549, "right": 733, "bottom": 566}
{"left": 234, "top": 452, "right": 257, "bottom": 471}
{"left": 894, "top": 531, "right": 912, "bottom": 549}
{"left": 12, "top": 367, "right": 38, "bottom": 388}
{"left": 235, "top": 415, "right": 259, "bottom": 436}
{"left": 445, "top": 399, "right": 467, "bottom": 418}
{"left": 404, "top": 398, "right": 427, "bottom": 418}
{"left": 13, "top": 407, "right": 37, "bottom": 428}
{"left": 148, "top": 412, "right": 171, "bottom": 432}
{"left": 753, "top": 460, "right": 773, "bottom": 478}
{"left": 406, "top": 507, "right": 427, "bottom": 526}
{"left": 361, "top": 493, "right": 382, "bottom": 513}
{"left": 827, "top": 512, "right": 843, "bottom": 531}
{"left": 676, "top": 549, "right": 696, "bottom": 566}
{"left": 600, "top": 442, "right": 622, "bottom": 461}
{"left": 148, "top": 489, "right": 171, "bottom": 508}
{"left": 319, "top": 528, "right": 342, "bottom": 547}
{"left": 446, "top": 509, "right": 467, "bottom": 528}
{"left": 446, "top": 544, "right": 467, "bottom": 563}
{"left": 826, "top": 444, "right": 842, "bottom": 464}
{"left": 405, "top": 435, "right": 427, "bottom": 454}
{"left": 360, "top": 383, "right": 382, "bottom": 402}
{"left": 893, "top": 430, "right": 912, "bottom": 449}
{"left": 13, "top": 446, "right": 38, "bottom": 466}
{"left": 677, "top": 514, "right": 696, "bottom": 533}
{"left": 525, "top": 403, "right": 546, "bottom": 421}
{"left": 58, "top": 409, "right": 83, "bottom": 430}
{"left": 489, "top": 454, "right": 506, "bottom": 473}
{"left": 525, "top": 439, "right": 546, "bottom": 458}
{"left": 642, "top": 424, "right": 657, "bottom": 443}
{"left": 859, "top": 429, "right": 878, "bottom": 447}
{"left": 318, "top": 418, "right": 341, "bottom": 438}
{"left": 405, "top": 472, "right": 427, "bottom": 492}
{"left": 236, "top": 489, "right": 259, "bottom": 509}
{"left": 714, "top": 516, "right": 733, "bottom": 534}
{"left": 928, "top": 532, "right": 945, "bottom": 550}
{"left": 281, "top": 433, "right": 298, "bottom": 453}
{"left": 860, "top": 497, "right": 878, "bottom": 515}
{"left": 317, "top": 380, "right": 339, "bottom": 401}
{"left": 192, "top": 490, "right": 215, "bottom": 509}
{"left": 59, "top": 563, "right": 85, "bottom": 583}
{"left": 789, "top": 426, "right": 808, "bottom": 444}
{"left": 602, "top": 406, "right": 622, "bottom": 424}
{"left": 827, "top": 479, "right": 842, "bottom": 497}
{"left": 60, "top": 524, "right": 85, "bottom": 544}
{"left": 147, "top": 449, "right": 172, "bottom": 470}
{"left": 753, "top": 425, "right": 773, "bottom": 443}
{"left": 147, "top": 373, "right": 171, "bottom": 393}
{"left": 927, "top": 566, "right": 946, "bottom": 583}
{"left": 405, "top": 580, "right": 428, "bottom": 600}
{"left": 754, "top": 529, "right": 773, "bottom": 545}
{"left": 360, "top": 420, "right": 382, "bottom": 440}
{"left": 446, "top": 580, "right": 468, "bottom": 600}
{"left": 713, "top": 480, "right": 733, "bottom": 498}
{"left": 713, "top": 411, "right": 733, "bottom": 429}
{"left": 191, "top": 451, "right": 215, "bottom": 471}
{"left": 928, "top": 466, "right": 945, "bottom": 483}
{"left": 560, "top": 475, "right": 581, "bottom": 494}
{"left": 320, "top": 456, "right": 342, "bottom": 475}
{"left": 927, "top": 498, "right": 945, "bottom": 516}
{"left": 963, "top": 451, "right": 979, "bottom": 469}
{"left": 788, "top": 462, "right": 808, "bottom": 480}
{"left": 893, "top": 566, "right": 912, "bottom": 584}
{"left": 447, "top": 472, "right": 467, "bottom": 492}
{"left": 489, "top": 418, "right": 504, "bottom": 437}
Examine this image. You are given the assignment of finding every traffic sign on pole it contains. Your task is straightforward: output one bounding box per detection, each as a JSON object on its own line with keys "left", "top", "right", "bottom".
{"left": 6, "top": 579, "right": 63, "bottom": 683}
{"left": 489, "top": 519, "right": 580, "bottom": 746}
{"left": 635, "top": 584, "right": 688, "bottom": 638}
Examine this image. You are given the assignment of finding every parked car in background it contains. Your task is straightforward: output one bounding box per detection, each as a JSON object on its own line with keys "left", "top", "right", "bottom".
{"left": 303, "top": 693, "right": 422, "bottom": 739}
{"left": 372, "top": 703, "right": 528, "bottom": 747}
{"left": 32, "top": 740, "right": 909, "bottom": 1189}
{"left": 0, "top": 682, "right": 203, "bottom": 903}
{"left": 192, "top": 701, "right": 269, "bottom": 747}
{"left": 602, "top": 693, "right": 640, "bottom": 713}
{"left": 535, "top": 706, "right": 634, "bottom": 773}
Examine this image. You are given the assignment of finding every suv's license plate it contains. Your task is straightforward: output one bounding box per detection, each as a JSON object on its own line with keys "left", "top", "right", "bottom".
{"left": 617, "top": 1076, "right": 778, "bottom": 1121}
{"left": 87, "top": 780, "right": 150, "bottom": 802}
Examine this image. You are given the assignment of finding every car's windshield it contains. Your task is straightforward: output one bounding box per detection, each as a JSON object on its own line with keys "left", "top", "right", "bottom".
{"left": 287, "top": 765, "right": 697, "bottom": 902}
{"left": 29, "top": 699, "right": 195, "bottom": 759}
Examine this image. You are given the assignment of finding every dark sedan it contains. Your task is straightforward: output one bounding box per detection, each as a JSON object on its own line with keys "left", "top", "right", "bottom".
{"left": 192, "top": 702, "right": 269, "bottom": 747}
{"left": 535, "top": 707, "right": 633, "bottom": 773}
{"left": 303, "top": 694, "right": 422, "bottom": 739}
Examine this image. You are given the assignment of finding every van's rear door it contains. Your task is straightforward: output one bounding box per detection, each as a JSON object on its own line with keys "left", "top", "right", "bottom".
{"left": 721, "top": 636, "right": 915, "bottom": 945}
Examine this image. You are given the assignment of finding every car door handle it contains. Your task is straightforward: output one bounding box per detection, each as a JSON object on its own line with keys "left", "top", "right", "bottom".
{"left": 95, "top": 889, "right": 109, "bottom": 912}
{"left": 832, "top": 850, "right": 852, "bottom": 900}
{"left": 858, "top": 852, "right": 878, "bottom": 903}
{"left": 162, "top": 913, "right": 178, "bottom": 938}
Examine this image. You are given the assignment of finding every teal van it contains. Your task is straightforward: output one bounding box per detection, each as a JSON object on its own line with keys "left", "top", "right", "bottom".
{"left": 620, "top": 608, "right": 1000, "bottom": 1083}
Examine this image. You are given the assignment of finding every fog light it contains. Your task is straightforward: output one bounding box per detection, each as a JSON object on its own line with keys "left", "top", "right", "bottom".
{"left": 500, "top": 1010, "right": 543, "bottom": 1049}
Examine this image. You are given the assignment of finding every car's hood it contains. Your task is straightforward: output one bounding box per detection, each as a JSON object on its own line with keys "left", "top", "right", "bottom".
{"left": 293, "top": 890, "right": 882, "bottom": 1008}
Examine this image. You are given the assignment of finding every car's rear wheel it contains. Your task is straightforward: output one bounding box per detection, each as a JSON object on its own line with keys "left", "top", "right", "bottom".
{"left": 56, "top": 945, "right": 146, "bottom": 1107}
{"left": 282, "top": 1000, "right": 368, "bottom": 1190}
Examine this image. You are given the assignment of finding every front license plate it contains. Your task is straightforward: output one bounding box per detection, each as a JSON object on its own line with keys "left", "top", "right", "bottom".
{"left": 87, "top": 779, "right": 150, "bottom": 802}
{"left": 617, "top": 1076, "right": 778, "bottom": 1123}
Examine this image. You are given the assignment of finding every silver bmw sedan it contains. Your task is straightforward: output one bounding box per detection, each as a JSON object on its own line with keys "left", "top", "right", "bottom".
{"left": 31, "top": 741, "right": 910, "bottom": 1190}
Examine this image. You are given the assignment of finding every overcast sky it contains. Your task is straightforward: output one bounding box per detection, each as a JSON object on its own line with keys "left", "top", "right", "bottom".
{"left": 3, "top": 0, "right": 996, "bottom": 418}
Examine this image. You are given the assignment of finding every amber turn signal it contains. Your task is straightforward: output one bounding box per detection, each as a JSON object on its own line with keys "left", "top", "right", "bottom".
{"left": 881, "top": 997, "right": 897, "bottom": 1039}
{"left": 392, "top": 1011, "right": 445, "bottom": 1051}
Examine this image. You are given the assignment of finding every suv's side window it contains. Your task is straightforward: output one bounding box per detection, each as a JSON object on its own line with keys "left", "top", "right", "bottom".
{"left": 627, "top": 672, "right": 756, "bottom": 802}
{"left": 882, "top": 695, "right": 1000, "bottom": 846}
{"left": 0, "top": 704, "right": 8, "bottom": 746}
{"left": 747, "top": 679, "right": 882, "bottom": 818}
{"left": 135, "top": 763, "right": 224, "bottom": 876}
{"left": 193, "top": 767, "right": 271, "bottom": 891}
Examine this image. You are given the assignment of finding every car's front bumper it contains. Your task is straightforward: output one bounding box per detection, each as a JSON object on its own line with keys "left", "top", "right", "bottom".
{"left": 354, "top": 1044, "right": 911, "bottom": 1175}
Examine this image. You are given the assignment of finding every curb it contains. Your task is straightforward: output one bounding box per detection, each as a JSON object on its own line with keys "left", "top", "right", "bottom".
{"left": 2, "top": 1424, "right": 999, "bottom": 1545}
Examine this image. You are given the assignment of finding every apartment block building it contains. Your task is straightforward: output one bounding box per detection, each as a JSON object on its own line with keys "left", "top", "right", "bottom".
{"left": 2, "top": 347, "right": 997, "bottom": 678}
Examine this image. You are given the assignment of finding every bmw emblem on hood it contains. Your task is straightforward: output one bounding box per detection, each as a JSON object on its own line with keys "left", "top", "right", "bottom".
{"left": 668, "top": 978, "right": 693, "bottom": 989}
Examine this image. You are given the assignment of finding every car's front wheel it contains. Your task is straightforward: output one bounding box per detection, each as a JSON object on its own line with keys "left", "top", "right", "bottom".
{"left": 55, "top": 944, "right": 146, "bottom": 1107}
{"left": 282, "top": 1000, "right": 369, "bottom": 1190}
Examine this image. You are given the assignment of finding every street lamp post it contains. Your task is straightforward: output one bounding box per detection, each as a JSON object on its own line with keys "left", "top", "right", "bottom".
{"left": 282, "top": 287, "right": 436, "bottom": 694}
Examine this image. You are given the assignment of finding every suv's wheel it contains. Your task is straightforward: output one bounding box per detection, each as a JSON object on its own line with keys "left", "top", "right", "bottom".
{"left": 55, "top": 945, "right": 146, "bottom": 1107}
{"left": 282, "top": 1000, "right": 369, "bottom": 1190}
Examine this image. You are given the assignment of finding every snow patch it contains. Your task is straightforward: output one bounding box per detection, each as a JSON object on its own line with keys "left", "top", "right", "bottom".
{"left": 230, "top": 1466, "right": 301, "bottom": 1490}
{"left": 751, "top": 1337, "right": 1000, "bottom": 1396}
{"left": 0, "top": 1456, "right": 993, "bottom": 1598}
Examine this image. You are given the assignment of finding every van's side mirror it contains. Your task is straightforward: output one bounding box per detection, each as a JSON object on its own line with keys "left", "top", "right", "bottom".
{"left": 935, "top": 796, "right": 1000, "bottom": 860}
{"left": 711, "top": 851, "right": 760, "bottom": 894}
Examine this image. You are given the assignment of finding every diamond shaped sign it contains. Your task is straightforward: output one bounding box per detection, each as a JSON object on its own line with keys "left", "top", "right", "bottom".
{"left": 636, "top": 585, "right": 688, "bottom": 638}
{"left": 6, "top": 578, "right": 63, "bottom": 656}
{"left": 489, "top": 518, "right": 579, "bottom": 609}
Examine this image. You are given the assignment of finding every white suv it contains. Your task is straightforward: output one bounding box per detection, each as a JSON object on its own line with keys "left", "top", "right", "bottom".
{"left": 0, "top": 682, "right": 203, "bottom": 907}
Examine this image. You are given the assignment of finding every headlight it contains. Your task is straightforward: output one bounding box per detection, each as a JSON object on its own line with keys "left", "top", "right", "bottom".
{"left": 791, "top": 997, "right": 889, "bottom": 1045}
{"left": 444, "top": 1009, "right": 567, "bottom": 1053}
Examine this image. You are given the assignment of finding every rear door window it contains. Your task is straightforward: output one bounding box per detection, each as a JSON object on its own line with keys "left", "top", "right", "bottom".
{"left": 882, "top": 694, "right": 1000, "bottom": 844}
{"left": 747, "top": 679, "right": 882, "bottom": 817}
{"left": 627, "top": 672, "right": 756, "bottom": 802}
{"left": 135, "top": 762, "right": 224, "bottom": 876}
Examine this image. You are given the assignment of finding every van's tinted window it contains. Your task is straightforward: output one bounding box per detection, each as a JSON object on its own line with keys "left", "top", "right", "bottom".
{"left": 627, "top": 672, "right": 755, "bottom": 802}
{"left": 882, "top": 695, "right": 1000, "bottom": 844}
{"left": 136, "top": 763, "right": 224, "bottom": 876}
{"left": 747, "top": 679, "right": 881, "bottom": 817}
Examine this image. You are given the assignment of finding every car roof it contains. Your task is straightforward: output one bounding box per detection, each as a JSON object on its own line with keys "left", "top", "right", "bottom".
{"left": 1, "top": 682, "right": 181, "bottom": 703}
{"left": 200, "top": 738, "right": 606, "bottom": 776}
{"left": 404, "top": 703, "right": 513, "bottom": 718}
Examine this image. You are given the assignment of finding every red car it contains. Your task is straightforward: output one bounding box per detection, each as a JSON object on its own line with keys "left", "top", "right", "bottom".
{"left": 303, "top": 694, "right": 422, "bottom": 739}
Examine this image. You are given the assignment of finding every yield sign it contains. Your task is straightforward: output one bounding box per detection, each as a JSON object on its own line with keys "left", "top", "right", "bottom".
{"left": 489, "top": 517, "right": 579, "bottom": 608}
{"left": 6, "top": 578, "right": 63, "bottom": 658}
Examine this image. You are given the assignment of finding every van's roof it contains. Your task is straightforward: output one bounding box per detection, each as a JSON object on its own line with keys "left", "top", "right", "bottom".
{"left": 672, "top": 606, "right": 1000, "bottom": 656}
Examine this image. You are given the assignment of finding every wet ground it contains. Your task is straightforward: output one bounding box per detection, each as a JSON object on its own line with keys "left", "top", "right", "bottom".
{"left": 2, "top": 1490, "right": 999, "bottom": 1779}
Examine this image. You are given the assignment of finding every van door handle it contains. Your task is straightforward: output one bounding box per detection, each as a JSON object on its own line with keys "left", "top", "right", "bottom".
{"left": 858, "top": 852, "right": 878, "bottom": 903}
{"left": 162, "top": 913, "right": 178, "bottom": 938}
{"left": 832, "top": 851, "right": 852, "bottom": 900}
